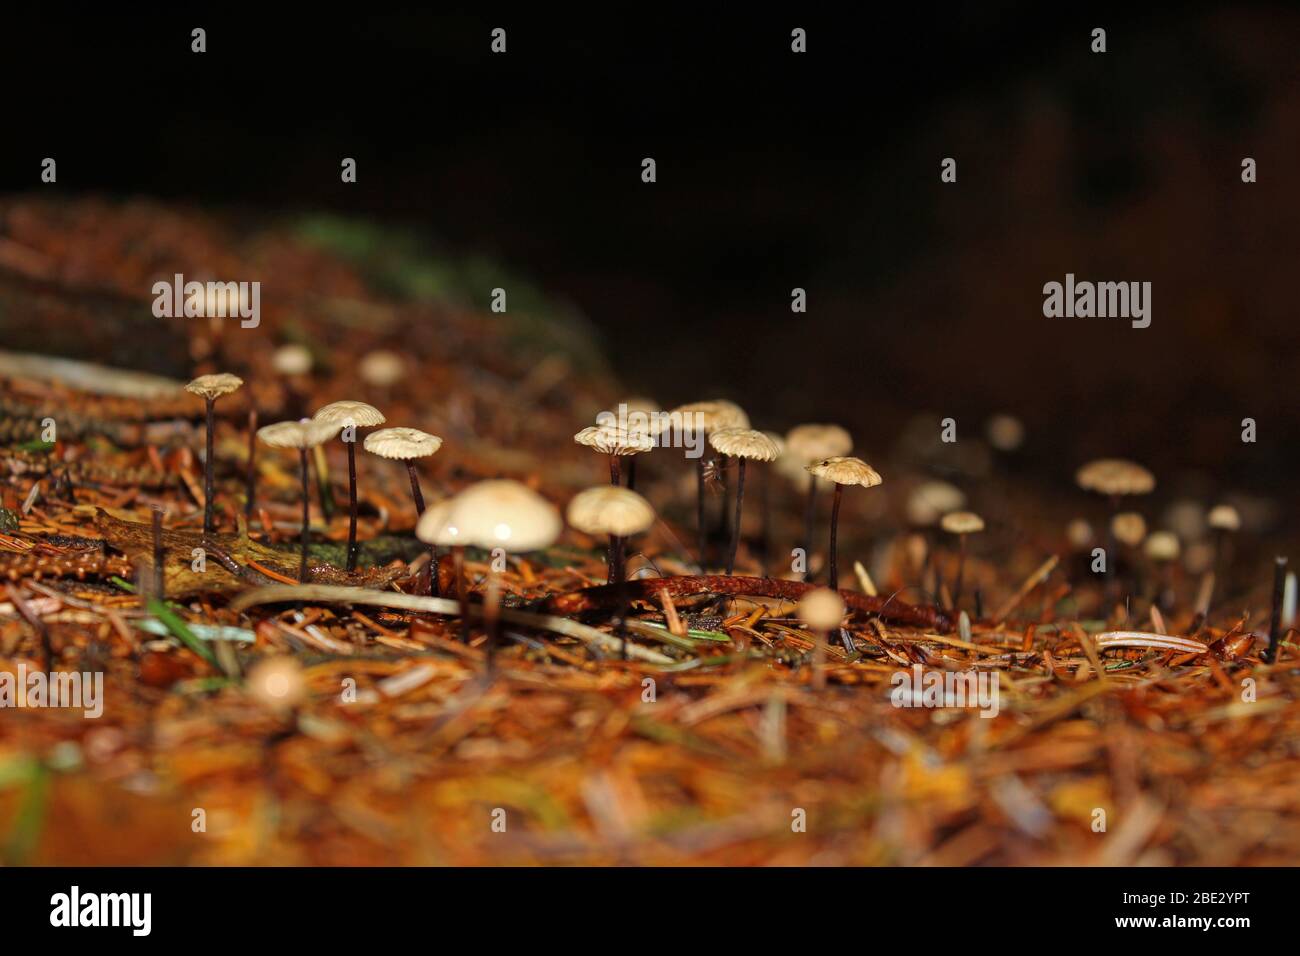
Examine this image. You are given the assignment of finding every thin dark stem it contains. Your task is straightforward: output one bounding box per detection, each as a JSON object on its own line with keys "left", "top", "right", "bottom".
{"left": 345, "top": 440, "right": 359, "bottom": 572}
{"left": 609, "top": 455, "right": 621, "bottom": 486}
{"left": 953, "top": 534, "right": 967, "bottom": 609}
{"left": 244, "top": 407, "right": 257, "bottom": 517}
{"left": 803, "top": 479, "right": 818, "bottom": 581}
{"left": 609, "top": 535, "right": 625, "bottom": 585}
{"left": 203, "top": 397, "right": 216, "bottom": 534}
{"left": 827, "top": 483, "right": 843, "bottom": 590}
{"left": 298, "top": 448, "right": 310, "bottom": 584}
{"left": 696, "top": 457, "right": 707, "bottom": 569}
{"left": 727, "top": 458, "right": 746, "bottom": 575}
{"left": 455, "top": 545, "right": 468, "bottom": 643}
{"left": 152, "top": 506, "right": 165, "bottom": 598}
{"left": 717, "top": 458, "right": 732, "bottom": 553}
{"left": 626, "top": 456, "right": 637, "bottom": 491}
{"left": 1267, "top": 555, "right": 1287, "bottom": 663}
{"left": 405, "top": 461, "right": 434, "bottom": 594}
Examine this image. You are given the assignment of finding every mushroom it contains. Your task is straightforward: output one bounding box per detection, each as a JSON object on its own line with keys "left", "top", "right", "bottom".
{"left": 940, "top": 510, "right": 985, "bottom": 609}
{"left": 184, "top": 373, "right": 244, "bottom": 536}
{"left": 257, "top": 418, "right": 342, "bottom": 582}
{"left": 566, "top": 485, "right": 656, "bottom": 585}
{"left": 707, "top": 428, "right": 781, "bottom": 574}
{"left": 804, "top": 457, "right": 882, "bottom": 590}
{"left": 1144, "top": 530, "right": 1180, "bottom": 609}
{"left": 246, "top": 656, "right": 306, "bottom": 715}
{"left": 358, "top": 350, "right": 406, "bottom": 389}
{"left": 782, "top": 424, "right": 853, "bottom": 580}
{"left": 1076, "top": 458, "right": 1155, "bottom": 594}
{"left": 313, "top": 400, "right": 387, "bottom": 572}
{"left": 615, "top": 397, "right": 662, "bottom": 491}
{"left": 1207, "top": 503, "right": 1242, "bottom": 608}
{"left": 758, "top": 431, "right": 786, "bottom": 576}
{"left": 797, "top": 587, "right": 846, "bottom": 692}
{"left": 416, "top": 499, "right": 467, "bottom": 640}
{"left": 419, "top": 480, "right": 562, "bottom": 665}
{"left": 668, "top": 400, "right": 749, "bottom": 567}
{"left": 364, "top": 427, "right": 444, "bottom": 593}
{"left": 574, "top": 424, "right": 654, "bottom": 487}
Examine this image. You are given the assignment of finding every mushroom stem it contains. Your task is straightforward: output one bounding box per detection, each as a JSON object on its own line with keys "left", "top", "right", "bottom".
{"left": 345, "top": 440, "right": 359, "bottom": 572}
{"left": 696, "top": 457, "right": 708, "bottom": 569}
{"left": 953, "top": 534, "right": 968, "bottom": 609}
{"left": 625, "top": 456, "right": 637, "bottom": 491}
{"left": 203, "top": 396, "right": 216, "bottom": 535}
{"left": 404, "top": 461, "right": 437, "bottom": 595}
{"left": 608, "top": 534, "right": 625, "bottom": 585}
{"left": 726, "top": 457, "right": 746, "bottom": 575}
{"left": 827, "top": 483, "right": 843, "bottom": 590}
{"left": 802, "top": 480, "right": 818, "bottom": 582}
{"left": 609, "top": 456, "right": 621, "bottom": 486}
{"left": 152, "top": 506, "right": 165, "bottom": 598}
{"left": 454, "top": 545, "right": 469, "bottom": 643}
{"left": 244, "top": 407, "right": 258, "bottom": 517}
{"left": 1267, "top": 555, "right": 1287, "bottom": 663}
{"left": 298, "top": 447, "right": 310, "bottom": 584}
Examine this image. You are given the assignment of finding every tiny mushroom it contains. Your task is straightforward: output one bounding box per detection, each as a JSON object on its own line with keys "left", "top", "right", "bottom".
{"left": 1111, "top": 511, "right": 1147, "bottom": 548}
{"left": 1207, "top": 503, "right": 1242, "bottom": 609}
{"left": 358, "top": 350, "right": 406, "bottom": 390}
{"left": 669, "top": 399, "right": 750, "bottom": 567}
{"left": 707, "top": 427, "right": 781, "bottom": 574}
{"left": 797, "top": 587, "right": 846, "bottom": 692}
{"left": 574, "top": 423, "right": 654, "bottom": 487}
{"left": 782, "top": 424, "right": 854, "bottom": 580}
{"left": 314, "top": 400, "right": 387, "bottom": 572}
{"left": 940, "top": 510, "right": 985, "bottom": 609}
{"left": 567, "top": 485, "right": 656, "bottom": 585}
{"left": 805, "top": 456, "right": 882, "bottom": 590}
{"left": 906, "top": 480, "right": 966, "bottom": 528}
{"left": 1145, "top": 530, "right": 1181, "bottom": 610}
{"left": 420, "top": 480, "right": 562, "bottom": 665}
{"left": 246, "top": 656, "right": 306, "bottom": 714}
{"left": 364, "top": 426, "right": 443, "bottom": 593}
{"left": 257, "top": 418, "right": 342, "bottom": 582}
{"left": 184, "top": 372, "right": 244, "bottom": 536}
{"left": 1076, "top": 458, "right": 1155, "bottom": 592}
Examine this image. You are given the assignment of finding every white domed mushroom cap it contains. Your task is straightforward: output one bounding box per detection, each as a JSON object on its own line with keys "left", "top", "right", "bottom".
{"left": 566, "top": 486, "right": 656, "bottom": 537}
{"left": 708, "top": 427, "right": 781, "bottom": 462}
{"left": 798, "top": 588, "right": 846, "bottom": 630}
{"left": 1207, "top": 504, "right": 1241, "bottom": 532}
{"left": 785, "top": 423, "right": 853, "bottom": 462}
{"left": 434, "top": 480, "right": 562, "bottom": 552}
{"left": 364, "top": 427, "right": 443, "bottom": 460}
{"left": 314, "top": 400, "right": 386, "bottom": 429}
{"left": 1145, "top": 530, "right": 1180, "bottom": 561}
{"left": 670, "top": 399, "right": 750, "bottom": 434}
{"left": 806, "top": 456, "right": 882, "bottom": 488}
{"left": 574, "top": 424, "right": 654, "bottom": 456}
{"left": 906, "top": 481, "right": 967, "bottom": 526}
{"left": 1111, "top": 511, "right": 1147, "bottom": 547}
{"left": 1075, "top": 458, "right": 1155, "bottom": 496}
{"left": 940, "top": 510, "right": 985, "bottom": 535}
{"left": 358, "top": 350, "right": 406, "bottom": 388}
{"left": 246, "top": 656, "right": 306, "bottom": 711}
{"left": 272, "top": 343, "right": 314, "bottom": 376}
{"left": 257, "top": 418, "right": 341, "bottom": 449}
{"left": 415, "top": 500, "right": 461, "bottom": 547}
{"left": 185, "top": 373, "right": 244, "bottom": 400}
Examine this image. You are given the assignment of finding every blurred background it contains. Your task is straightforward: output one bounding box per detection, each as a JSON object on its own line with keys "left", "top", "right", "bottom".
{"left": 1, "top": 4, "right": 1297, "bottom": 507}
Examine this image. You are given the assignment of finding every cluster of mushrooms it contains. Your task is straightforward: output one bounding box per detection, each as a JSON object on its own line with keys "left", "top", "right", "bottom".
{"left": 183, "top": 375, "right": 1279, "bottom": 663}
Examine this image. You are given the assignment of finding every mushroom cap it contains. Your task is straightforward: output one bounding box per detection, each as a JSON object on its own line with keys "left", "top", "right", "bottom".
{"left": 940, "top": 510, "right": 985, "bottom": 535}
{"left": 257, "top": 418, "right": 341, "bottom": 449}
{"left": 415, "top": 500, "right": 460, "bottom": 547}
{"left": 1075, "top": 458, "right": 1155, "bottom": 496}
{"left": 185, "top": 373, "right": 244, "bottom": 401}
{"left": 314, "top": 400, "right": 386, "bottom": 429}
{"left": 985, "top": 413, "right": 1025, "bottom": 452}
{"left": 670, "top": 399, "right": 750, "bottom": 434}
{"left": 1066, "top": 518, "right": 1094, "bottom": 549}
{"left": 423, "top": 480, "right": 562, "bottom": 552}
{"left": 364, "top": 427, "right": 443, "bottom": 460}
{"left": 1145, "top": 530, "right": 1180, "bottom": 561}
{"left": 246, "top": 656, "right": 306, "bottom": 711}
{"left": 358, "top": 350, "right": 406, "bottom": 388}
{"left": 272, "top": 343, "right": 314, "bottom": 376}
{"left": 906, "top": 480, "right": 967, "bottom": 526}
{"left": 785, "top": 423, "right": 853, "bottom": 462}
{"left": 566, "top": 486, "right": 656, "bottom": 537}
{"left": 574, "top": 424, "right": 654, "bottom": 456}
{"left": 708, "top": 427, "right": 781, "bottom": 462}
{"left": 620, "top": 396, "right": 661, "bottom": 416}
{"left": 1207, "top": 504, "right": 1241, "bottom": 532}
{"left": 762, "top": 431, "right": 787, "bottom": 458}
{"left": 1110, "top": 511, "right": 1147, "bottom": 547}
{"left": 806, "top": 456, "right": 882, "bottom": 488}
{"left": 797, "top": 588, "right": 846, "bottom": 630}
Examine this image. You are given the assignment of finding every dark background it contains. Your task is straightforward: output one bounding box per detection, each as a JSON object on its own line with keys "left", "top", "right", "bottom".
{"left": 3, "top": 4, "right": 1298, "bottom": 493}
